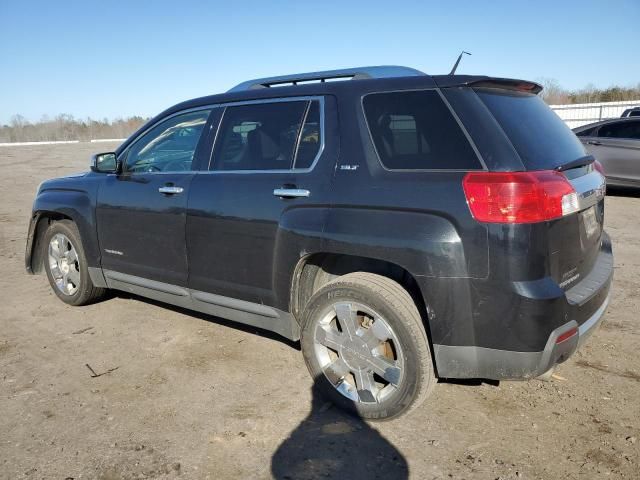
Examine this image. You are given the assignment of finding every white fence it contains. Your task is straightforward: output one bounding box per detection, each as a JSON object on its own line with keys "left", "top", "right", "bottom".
{"left": 0, "top": 140, "right": 80, "bottom": 147}
{"left": 550, "top": 100, "right": 640, "bottom": 129}
{"left": 0, "top": 139, "right": 125, "bottom": 147}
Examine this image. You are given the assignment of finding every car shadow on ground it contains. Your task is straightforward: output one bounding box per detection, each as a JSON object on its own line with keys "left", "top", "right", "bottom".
{"left": 607, "top": 186, "right": 640, "bottom": 198}
{"left": 113, "top": 293, "right": 409, "bottom": 478}
{"left": 271, "top": 377, "right": 409, "bottom": 480}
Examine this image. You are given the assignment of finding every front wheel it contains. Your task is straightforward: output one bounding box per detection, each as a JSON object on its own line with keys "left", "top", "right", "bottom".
{"left": 43, "top": 219, "right": 107, "bottom": 306}
{"left": 300, "top": 272, "right": 435, "bottom": 420}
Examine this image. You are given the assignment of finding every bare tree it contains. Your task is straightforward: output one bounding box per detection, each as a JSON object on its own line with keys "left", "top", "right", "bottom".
{"left": 537, "top": 78, "right": 569, "bottom": 104}
{"left": 0, "top": 115, "right": 147, "bottom": 143}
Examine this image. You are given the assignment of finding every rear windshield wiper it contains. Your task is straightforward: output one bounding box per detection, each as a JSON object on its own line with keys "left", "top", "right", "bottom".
{"left": 555, "top": 155, "right": 595, "bottom": 172}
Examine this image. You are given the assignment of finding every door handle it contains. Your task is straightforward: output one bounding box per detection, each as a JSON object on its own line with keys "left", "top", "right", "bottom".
{"left": 587, "top": 140, "right": 602, "bottom": 146}
{"left": 158, "top": 186, "right": 184, "bottom": 195}
{"left": 273, "top": 188, "right": 310, "bottom": 198}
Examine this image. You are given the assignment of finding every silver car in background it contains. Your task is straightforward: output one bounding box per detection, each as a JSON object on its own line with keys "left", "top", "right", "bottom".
{"left": 621, "top": 107, "right": 640, "bottom": 118}
{"left": 574, "top": 118, "right": 640, "bottom": 188}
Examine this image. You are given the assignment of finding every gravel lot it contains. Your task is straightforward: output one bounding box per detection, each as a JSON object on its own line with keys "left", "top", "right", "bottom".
{"left": 1, "top": 143, "right": 639, "bottom": 479}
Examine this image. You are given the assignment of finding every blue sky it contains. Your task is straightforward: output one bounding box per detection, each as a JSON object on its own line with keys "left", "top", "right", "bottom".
{"left": 1, "top": 0, "right": 638, "bottom": 124}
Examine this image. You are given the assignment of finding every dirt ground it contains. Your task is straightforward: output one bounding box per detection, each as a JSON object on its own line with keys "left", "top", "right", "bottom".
{"left": 1, "top": 143, "right": 638, "bottom": 480}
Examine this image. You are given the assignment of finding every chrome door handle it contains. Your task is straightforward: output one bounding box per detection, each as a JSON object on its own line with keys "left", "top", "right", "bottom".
{"left": 273, "top": 188, "right": 310, "bottom": 198}
{"left": 587, "top": 140, "right": 602, "bottom": 146}
{"left": 158, "top": 186, "right": 184, "bottom": 195}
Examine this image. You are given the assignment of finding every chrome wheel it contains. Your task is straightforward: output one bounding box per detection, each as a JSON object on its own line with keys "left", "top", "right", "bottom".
{"left": 313, "top": 302, "right": 404, "bottom": 404}
{"left": 48, "top": 233, "right": 80, "bottom": 296}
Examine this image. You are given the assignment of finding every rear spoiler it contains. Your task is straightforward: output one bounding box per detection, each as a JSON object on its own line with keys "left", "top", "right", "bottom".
{"left": 433, "top": 75, "right": 543, "bottom": 94}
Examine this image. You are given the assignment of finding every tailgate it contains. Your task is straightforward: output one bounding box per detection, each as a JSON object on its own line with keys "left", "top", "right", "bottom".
{"left": 474, "top": 87, "right": 607, "bottom": 291}
{"left": 548, "top": 166, "right": 606, "bottom": 290}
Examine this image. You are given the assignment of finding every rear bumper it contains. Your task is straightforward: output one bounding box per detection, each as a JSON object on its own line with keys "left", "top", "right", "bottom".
{"left": 433, "top": 231, "right": 613, "bottom": 380}
{"left": 433, "top": 292, "right": 610, "bottom": 379}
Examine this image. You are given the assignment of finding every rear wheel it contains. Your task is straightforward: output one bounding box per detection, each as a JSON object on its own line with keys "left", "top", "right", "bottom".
{"left": 43, "top": 220, "right": 107, "bottom": 306}
{"left": 300, "top": 272, "right": 435, "bottom": 420}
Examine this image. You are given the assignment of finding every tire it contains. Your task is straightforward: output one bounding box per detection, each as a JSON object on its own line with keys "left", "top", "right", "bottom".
{"left": 43, "top": 219, "right": 107, "bottom": 306}
{"left": 300, "top": 272, "right": 435, "bottom": 420}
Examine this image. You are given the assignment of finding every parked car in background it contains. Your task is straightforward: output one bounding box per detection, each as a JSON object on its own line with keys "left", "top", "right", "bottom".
{"left": 574, "top": 118, "right": 640, "bottom": 188}
{"left": 26, "top": 66, "right": 612, "bottom": 420}
{"left": 621, "top": 107, "right": 640, "bottom": 118}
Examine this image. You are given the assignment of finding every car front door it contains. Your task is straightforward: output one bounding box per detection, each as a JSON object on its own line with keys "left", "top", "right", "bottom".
{"left": 96, "top": 108, "right": 212, "bottom": 287}
{"left": 186, "top": 97, "right": 335, "bottom": 309}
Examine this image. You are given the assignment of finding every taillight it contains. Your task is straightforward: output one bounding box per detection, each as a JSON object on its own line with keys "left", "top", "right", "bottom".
{"left": 463, "top": 171, "right": 579, "bottom": 223}
{"left": 593, "top": 160, "right": 605, "bottom": 175}
{"left": 556, "top": 326, "right": 578, "bottom": 344}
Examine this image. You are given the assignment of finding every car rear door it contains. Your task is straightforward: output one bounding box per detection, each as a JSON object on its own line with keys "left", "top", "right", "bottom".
{"left": 582, "top": 120, "right": 640, "bottom": 184}
{"left": 96, "top": 108, "right": 213, "bottom": 287}
{"left": 186, "top": 96, "right": 335, "bottom": 308}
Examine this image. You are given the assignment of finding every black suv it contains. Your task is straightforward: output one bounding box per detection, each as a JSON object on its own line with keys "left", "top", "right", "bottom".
{"left": 26, "top": 66, "right": 612, "bottom": 420}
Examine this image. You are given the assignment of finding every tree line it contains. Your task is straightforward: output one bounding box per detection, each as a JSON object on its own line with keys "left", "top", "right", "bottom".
{"left": 538, "top": 79, "right": 640, "bottom": 105}
{"left": 0, "top": 114, "right": 147, "bottom": 143}
{"left": 2, "top": 80, "right": 639, "bottom": 142}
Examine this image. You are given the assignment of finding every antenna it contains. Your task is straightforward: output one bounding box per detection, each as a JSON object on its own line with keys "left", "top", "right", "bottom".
{"left": 449, "top": 51, "right": 471, "bottom": 75}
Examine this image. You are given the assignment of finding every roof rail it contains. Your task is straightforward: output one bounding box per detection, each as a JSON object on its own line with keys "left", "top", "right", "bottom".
{"left": 227, "top": 65, "right": 426, "bottom": 92}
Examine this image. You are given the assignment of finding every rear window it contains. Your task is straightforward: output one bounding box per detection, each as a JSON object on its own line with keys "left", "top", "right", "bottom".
{"left": 363, "top": 90, "right": 481, "bottom": 170}
{"left": 476, "top": 89, "right": 587, "bottom": 170}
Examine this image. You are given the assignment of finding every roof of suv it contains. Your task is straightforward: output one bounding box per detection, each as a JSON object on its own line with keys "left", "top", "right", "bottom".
{"left": 116, "top": 66, "right": 542, "bottom": 154}
{"left": 116, "top": 66, "right": 542, "bottom": 156}
{"left": 162, "top": 66, "right": 542, "bottom": 118}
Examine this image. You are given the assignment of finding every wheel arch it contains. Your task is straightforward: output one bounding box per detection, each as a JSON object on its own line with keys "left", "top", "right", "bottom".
{"left": 289, "top": 252, "right": 439, "bottom": 373}
{"left": 26, "top": 211, "right": 74, "bottom": 274}
{"left": 26, "top": 196, "right": 100, "bottom": 275}
{"left": 26, "top": 177, "right": 102, "bottom": 275}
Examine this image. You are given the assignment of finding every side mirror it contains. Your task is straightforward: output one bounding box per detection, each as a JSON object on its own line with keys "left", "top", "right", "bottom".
{"left": 90, "top": 152, "right": 121, "bottom": 173}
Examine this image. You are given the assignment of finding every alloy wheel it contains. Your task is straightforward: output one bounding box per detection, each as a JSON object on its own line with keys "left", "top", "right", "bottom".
{"left": 313, "top": 302, "right": 404, "bottom": 404}
{"left": 48, "top": 233, "right": 80, "bottom": 295}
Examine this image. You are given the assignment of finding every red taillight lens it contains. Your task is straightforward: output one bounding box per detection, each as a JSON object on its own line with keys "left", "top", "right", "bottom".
{"left": 555, "top": 326, "right": 578, "bottom": 344}
{"left": 462, "top": 171, "right": 578, "bottom": 223}
{"left": 594, "top": 160, "right": 605, "bottom": 175}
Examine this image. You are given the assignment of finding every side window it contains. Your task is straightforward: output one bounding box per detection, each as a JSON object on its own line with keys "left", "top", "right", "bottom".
{"left": 598, "top": 121, "right": 640, "bottom": 140}
{"left": 212, "top": 100, "right": 321, "bottom": 171}
{"left": 363, "top": 90, "right": 481, "bottom": 170}
{"left": 125, "top": 110, "right": 211, "bottom": 173}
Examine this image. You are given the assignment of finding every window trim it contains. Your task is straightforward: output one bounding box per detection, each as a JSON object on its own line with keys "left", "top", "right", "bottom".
{"left": 361, "top": 88, "right": 487, "bottom": 172}
{"left": 118, "top": 106, "right": 214, "bottom": 175}
{"left": 206, "top": 96, "right": 326, "bottom": 174}
{"left": 292, "top": 100, "right": 312, "bottom": 169}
